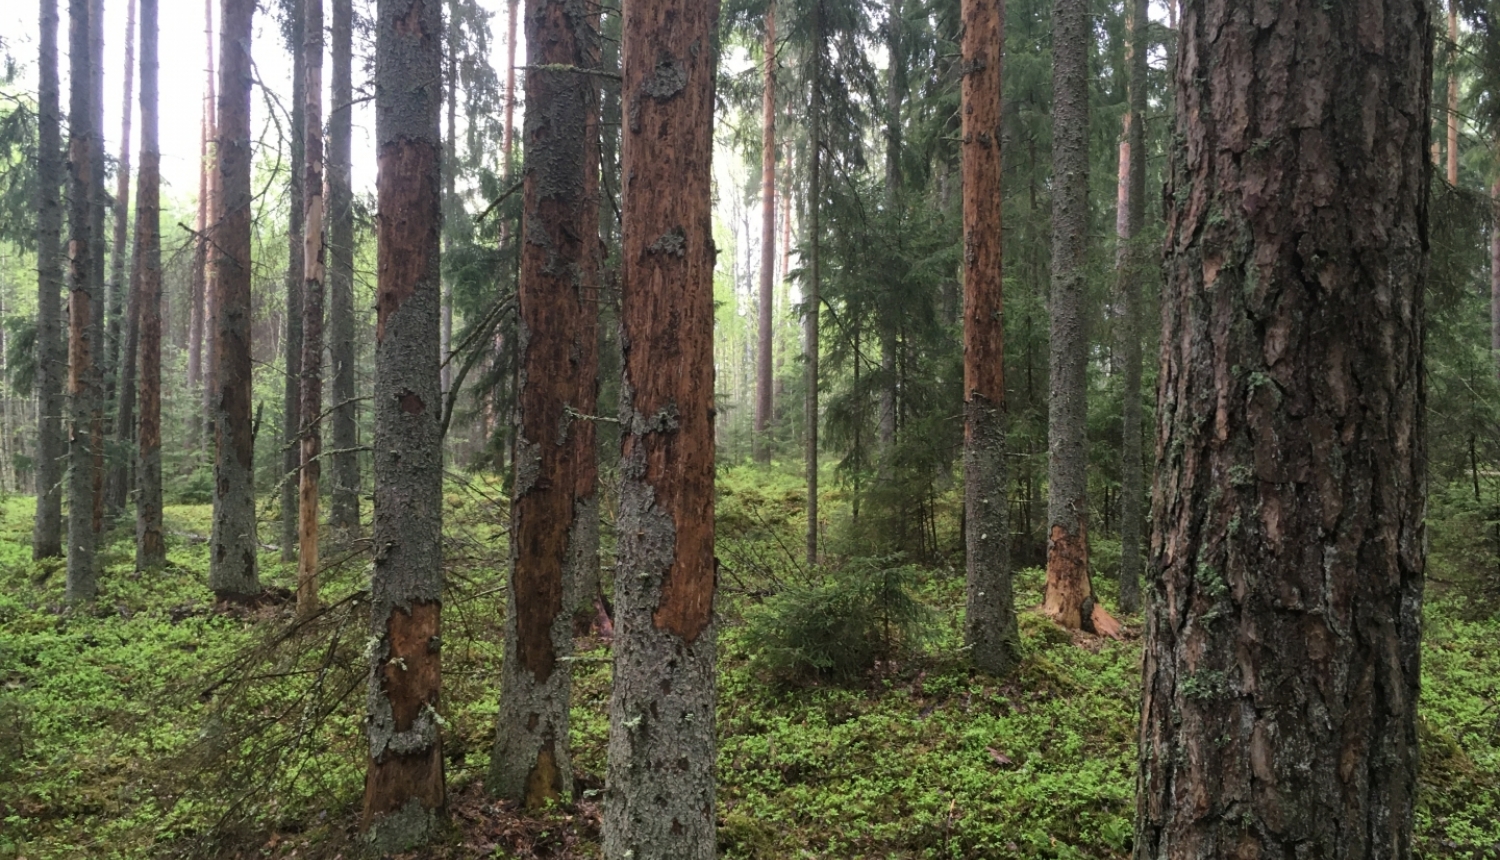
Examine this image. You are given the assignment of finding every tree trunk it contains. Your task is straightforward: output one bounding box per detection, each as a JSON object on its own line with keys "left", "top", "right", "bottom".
{"left": 441, "top": 4, "right": 456, "bottom": 401}
{"left": 88, "top": 0, "right": 106, "bottom": 539}
{"left": 1115, "top": 0, "right": 1147, "bottom": 615}
{"left": 106, "top": 0, "right": 137, "bottom": 520}
{"left": 33, "top": 0, "right": 65, "bottom": 561}
{"left": 362, "top": 0, "right": 445, "bottom": 849}
{"left": 1492, "top": 171, "right": 1500, "bottom": 378}
{"left": 878, "top": 0, "right": 902, "bottom": 464}
{"left": 805, "top": 4, "right": 823, "bottom": 568}
{"left": 135, "top": 0, "right": 164, "bottom": 568}
{"left": 1043, "top": 0, "right": 1093, "bottom": 630}
{"left": 328, "top": 0, "right": 359, "bottom": 534}
{"left": 1447, "top": 1, "right": 1459, "bottom": 186}
{"left": 282, "top": 0, "right": 306, "bottom": 565}
{"left": 298, "top": 0, "right": 326, "bottom": 619}
{"left": 187, "top": 0, "right": 213, "bottom": 448}
{"left": 66, "top": 0, "right": 100, "bottom": 600}
{"left": 201, "top": 0, "right": 222, "bottom": 448}
{"left": 754, "top": 3, "right": 776, "bottom": 464}
{"left": 602, "top": 0, "right": 719, "bottom": 855}
{"left": 1138, "top": 3, "right": 1429, "bottom": 856}
{"left": 209, "top": 0, "right": 260, "bottom": 599}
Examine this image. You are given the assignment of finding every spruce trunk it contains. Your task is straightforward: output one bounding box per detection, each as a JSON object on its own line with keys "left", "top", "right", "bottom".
{"left": 282, "top": 0, "right": 306, "bottom": 565}
{"left": 66, "top": 0, "right": 99, "bottom": 600}
{"left": 135, "top": 0, "right": 164, "bottom": 568}
{"left": 106, "top": 0, "right": 137, "bottom": 520}
{"left": 1115, "top": 0, "right": 1147, "bottom": 615}
{"left": 297, "top": 0, "right": 326, "bottom": 618}
{"left": 328, "top": 0, "right": 359, "bottom": 534}
{"left": 754, "top": 3, "right": 775, "bottom": 463}
{"left": 33, "top": 0, "right": 65, "bottom": 561}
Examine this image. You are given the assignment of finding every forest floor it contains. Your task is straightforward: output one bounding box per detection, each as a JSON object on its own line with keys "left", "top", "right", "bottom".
{"left": 2, "top": 467, "right": 1499, "bottom": 859}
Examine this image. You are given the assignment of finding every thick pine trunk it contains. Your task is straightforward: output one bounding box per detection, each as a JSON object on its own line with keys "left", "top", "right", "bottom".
{"left": 106, "top": 0, "right": 137, "bottom": 520}
{"left": 1043, "top": 0, "right": 1093, "bottom": 630}
{"left": 328, "top": 0, "right": 358, "bottom": 534}
{"left": 297, "top": 0, "right": 326, "bottom": 618}
{"left": 960, "top": 0, "right": 1017, "bottom": 676}
{"left": 754, "top": 3, "right": 775, "bottom": 463}
{"left": 66, "top": 0, "right": 99, "bottom": 600}
{"left": 805, "top": 5, "right": 823, "bottom": 567}
{"left": 33, "top": 0, "right": 65, "bottom": 561}
{"left": 282, "top": 0, "right": 306, "bottom": 565}
{"left": 362, "top": 0, "right": 445, "bottom": 849}
{"left": 1138, "top": 3, "right": 1430, "bottom": 855}
{"left": 135, "top": 0, "right": 164, "bottom": 568}
{"left": 1115, "top": 0, "right": 1147, "bottom": 615}
{"left": 209, "top": 0, "right": 260, "bottom": 599}
{"left": 602, "top": 0, "right": 719, "bottom": 855}
{"left": 490, "top": 0, "right": 600, "bottom": 807}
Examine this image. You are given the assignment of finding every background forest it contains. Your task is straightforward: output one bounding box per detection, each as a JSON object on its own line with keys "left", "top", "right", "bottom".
{"left": 0, "top": 0, "right": 1499, "bottom": 857}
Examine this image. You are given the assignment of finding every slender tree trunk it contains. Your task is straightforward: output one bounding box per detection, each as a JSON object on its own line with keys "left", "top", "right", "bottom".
{"left": 603, "top": 0, "right": 719, "bottom": 854}
{"left": 960, "top": 0, "right": 1017, "bottom": 676}
{"left": 878, "top": 0, "right": 902, "bottom": 463}
{"left": 362, "top": 0, "right": 445, "bottom": 849}
{"left": 328, "top": 0, "right": 359, "bottom": 534}
{"left": 201, "top": 0, "right": 222, "bottom": 446}
{"left": 1043, "top": 0, "right": 1094, "bottom": 630}
{"left": 1448, "top": 1, "right": 1459, "bottom": 186}
{"left": 187, "top": 0, "right": 213, "bottom": 448}
{"left": 1138, "top": 3, "right": 1429, "bottom": 855}
{"left": 805, "top": 4, "right": 823, "bottom": 568}
{"left": 441, "top": 3, "right": 456, "bottom": 401}
{"left": 135, "top": 0, "right": 164, "bottom": 568}
{"left": 88, "top": 0, "right": 106, "bottom": 539}
{"left": 1492, "top": 169, "right": 1500, "bottom": 377}
{"left": 282, "top": 0, "right": 306, "bottom": 564}
{"left": 209, "top": 0, "right": 260, "bottom": 599}
{"left": 33, "top": 0, "right": 65, "bottom": 561}
{"left": 66, "top": 0, "right": 100, "bottom": 600}
{"left": 1115, "top": 0, "right": 1147, "bottom": 615}
{"left": 105, "top": 0, "right": 137, "bottom": 520}
{"left": 755, "top": 3, "right": 776, "bottom": 464}
{"left": 297, "top": 0, "right": 326, "bottom": 618}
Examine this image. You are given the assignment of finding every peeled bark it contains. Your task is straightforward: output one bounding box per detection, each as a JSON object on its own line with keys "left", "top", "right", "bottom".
{"left": 602, "top": 0, "right": 719, "bottom": 855}
{"left": 362, "top": 0, "right": 445, "bottom": 850}
{"left": 1043, "top": 0, "right": 1093, "bottom": 630}
{"left": 1115, "top": 0, "right": 1147, "bottom": 615}
{"left": 135, "top": 0, "right": 164, "bottom": 568}
{"left": 105, "top": 0, "right": 137, "bottom": 520}
{"left": 282, "top": 0, "right": 306, "bottom": 565}
{"left": 1138, "top": 2, "right": 1430, "bottom": 855}
{"left": 33, "top": 0, "right": 65, "bottom": 561}
{"left": 328, "top": 0, "right": 359, "bottom": 534}
{"left": 209, "top": 0, "right": 260, "bottom": 599}
{"left": 298, "top": 0, "right": 326, "bottom": 618}
{"left": 66, "top": 0, "right": 100, "bottom": 600}
{"left": 961, "top": 0, "right": 1018, "bottom": 676}
{"left": 754, "top": 3, "right": 775, "bottom": 463}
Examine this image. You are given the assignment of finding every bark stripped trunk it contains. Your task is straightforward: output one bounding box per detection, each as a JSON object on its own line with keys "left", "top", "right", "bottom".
{"left": 805, "top": 4, "right": 823, "bottom": 567}
{"left": 33, "top": 0, "right": 65, "bottom": 561}
{"left": 282, "top": 0, "right": 306, "bottom": 564}
{"left": 187, "top": 0, "right": 213, "bottom": 448}
{"left": 209, "top": 0, "right": 260, "bottom": 599}
{"left": 1138, "top": 2, "right": 1429, "bottom": 855}
{"left": 602, "top": 0, "right": 719, "bottom": 854}
{"left": 1447, "top": 1, "right": 1459, "bottom": 186}
{"left": 1115, "top": 0, "right": 1147, "bottom": 615}
{"left": 1043, "top": 0, "right": 1094, "bottom": 630}
{"left": 754, "top": 2, "right": 775, "bottom": 464}
{"left": 328, "top": 0, "right": 359, "bottom": 534}
{"left": 66, "top": 0, "right": 100, "bottom": 600}
{"left": 106, "top": 0, "right": 137, "bottom": 520}
{"left": 362, "top": 0, "right": 445, "bottom": 849}
{"left": 135, "top": 0, "right": 164, "bottom": 568}
{"left": 298, "top": 0, "right": 326, "bottom": 618}
{"left": 489, "top": 0, "right": 600, "bottom": 808}
{"left": 961, "top": 0, "right": 1018, "bottom": 676}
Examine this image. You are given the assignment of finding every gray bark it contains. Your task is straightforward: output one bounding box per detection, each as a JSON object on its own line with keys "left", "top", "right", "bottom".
{"left": 328, "top": 0, "right": 359, "bottom": 534}
{"left": 282, "top": 0, "right": 306, "bottom": 564}
{"left": 1115, "top": 0, "right": 1147, "bottom": 615}
{"left": 33, "top": 0, "right": 64, "bottom": 561}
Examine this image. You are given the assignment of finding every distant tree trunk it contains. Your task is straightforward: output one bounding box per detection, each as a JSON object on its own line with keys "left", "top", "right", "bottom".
{"left": 66, "top": 0, "right": 100, "bottom": 600}
{"left": 1114, "top": 0, "right": 1147, "bottom": 615}
{"left": 88, "top": 0, "right": 106, "bottom": 539}
{"left": 1043, "top": 0, "right": 1093, "bottom": 630}
{"left": 297, "top": 0, "right": 326, "bottom": 619}
{"left": 106, "top": 0, "right": 137, "bottom": 520}
{"left": 1138, "top": 3, "right": 1429, "bottom": 855}
{"left": 201, "top": 0, "right": 222, "bottom": 447}
{"left": 489, "top": 0, "right": 599, "bottom": 808}
{"left": 960, "top": 0, "right": 1017, "bottom": 676}
{"left": 187, "top": 0, "right": 214, "bottom": 449}
{"left": 135, "top": 0, "right": 165, "bottom": 568}
{"left": 602, "top": 0, "right": 719, "bottom": 855}
{"left": 282, "top": 0, "right": 306, "bottom": 564}
{"left": 441, "top": 3, "right": 456, "bottom": 401}
{"left": 328, "top": 0, "right": 359, "bottom": 534}
{"left": 209, "top": 0, "right": 260, "bottom": 599}
{"left": 754, "top": 2, "right": 775, "bottom": 464}
{"left": 1448, "top": 0, "right": 1459, "bottom": 186}
{"left": 503, "top": 0, "right": 518, "bottom": 179}
{"left": 805, "top": 3, "right": 823, "bottom": 567}
{"left": 361, "top": 0, "right": 445, "bottom": 850}
{"left": 33, "top": 0, "right": 65, "bottom": 561}
{"left": 1492, "top": 169, "right": 1500, "bottom": 378}
{"left": 878, "top": 0, "right": 902, "bottom": 463}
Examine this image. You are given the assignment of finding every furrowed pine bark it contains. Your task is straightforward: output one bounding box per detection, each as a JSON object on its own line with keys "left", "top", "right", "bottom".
{"left": 1043, "top": 0, "right": 1094, "bottom": 630}
{"left": 805, "top": 3, "right": 823, "bottom": 568}
{"left": 33, "top": 0, "right": 65, "bottom": 561}
{"left": 362, "top": 0, "right": 445, "bottom": 850}
{"left": 66, "top": 0, "right": 100, "bottom": 600}
{"left": 328, "top": 0, "right": 359, "bottom": 534}
{"left": 1137, "top": 2, "right": 1430, "bottom": 856}
{"left": 490, "top": 0, "right": 600, "bottom": 808}
{"left": 754, "top": 2, "right": 775, "bottom": 464}
{"left": 298, "top": 0, "right": 327, "bottom": 618}
{"left": 106, "top": 0, "right": 137, "bottom": 520}
{"left": 135, "top": 0, "right": 164, "bottom": 568}
{"left": 602, "top": 0, "right": 720, "bottom": 855}
{"left": 1115, "top": 0, "right": 1147, "bottom": 615}
{"left": 282, "top": 0, "right": 306, "bottom": 565}
{"left": 209, "top": 0, "right": 260, "bottom": 599}
{"left": 961, "top": 0, "right": 1018, "bottom": 677}
{"left": 187, "top": 0, "right": 213, "bottom": 447}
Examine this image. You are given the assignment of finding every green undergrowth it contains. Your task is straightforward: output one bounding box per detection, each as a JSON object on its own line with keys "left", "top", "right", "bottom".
{"left": 2, "top": 470, "right": 1499, "bottom": 859}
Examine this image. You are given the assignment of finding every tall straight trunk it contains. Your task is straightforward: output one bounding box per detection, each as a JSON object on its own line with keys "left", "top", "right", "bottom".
{"left": 878, "top": 0, "right": 902, "bottom": 461}
{"left": 201, "top": 0, "right": 222, "bottom": 444}
{"left": 105, "top": 0, "right": 136, "bottom": 519}
{"left": 1447, "top": 1, "right": 1459, "bottom": 186}
{"left": 754, "top": 2, "right": 776, "bottom": 464}
{"left": 1138, "top": 2, "right": 1429, "bottom": 854}
{"left": 805, "top": 4, "right": 823, "bottom": 567}
{"left": 282, "top": 0, "right": 306, "bottom": 564}
{"left": 33, "top": 0, "right": 65, "bottom": 561}
{"left": 88, "top": 0, "right": 106, "bottom": 538}
{"left": 961, "top": 0, "right": 1017, "bottom": 676}
{"left": 441, "top": 4, "right": 456, "bottom": 400}
{"left": 1115, "top": 0, "right": 1147, "bottom": 615}
{"left": 328, "top": 0, "right": 358, "bottom": 534}
{"left": 1043, "top": 0, "right": 1094, "bottom": 630}
{"left": 362, "top": 0, "right": 445, "bottom": 849}
{"left": 603, "top": 0, "right": 719, "bottom": 854}
{"left": 66, "top": 0, "right": 100, "bottom": 599}
{"left": 298, "top": 0, "right": 326, "bottom": 618}
{"left": 489, "top": 0, "right": 599, "bottom": 808}
{"left": 187, "top": 0, "right": 213, "bottom": 448}
{"left": 503, "top": 0, "right": 518, "bottom": 180}
{"left": 209, "top": 0, "right": 260, "bottom": 599}
{"left": 1492, "top": 170, "right": 1500, "bottom": 377}
{"left": 135, "top": 0, "right": 164, "bottom": 568}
